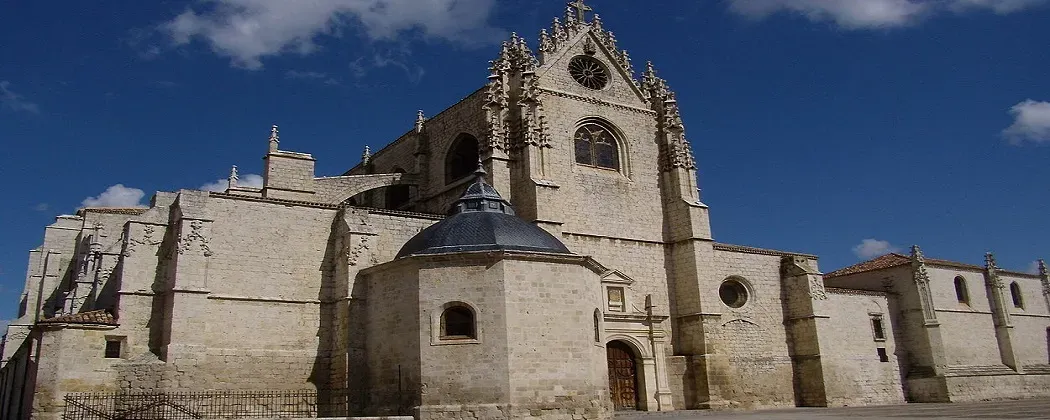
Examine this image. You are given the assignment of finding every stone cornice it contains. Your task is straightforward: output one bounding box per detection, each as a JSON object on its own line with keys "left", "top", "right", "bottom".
{"left": 537, "top": 87, "right": 656, "bottom": 115}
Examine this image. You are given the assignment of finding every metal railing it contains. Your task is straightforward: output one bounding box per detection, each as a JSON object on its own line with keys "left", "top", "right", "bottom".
{"left": 62, "top": 390, "right": 351, "bottom": 419}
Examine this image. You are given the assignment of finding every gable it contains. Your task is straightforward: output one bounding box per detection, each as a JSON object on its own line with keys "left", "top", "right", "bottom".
{"left": 536, "top": 23, "right": 648, "bottom": 108}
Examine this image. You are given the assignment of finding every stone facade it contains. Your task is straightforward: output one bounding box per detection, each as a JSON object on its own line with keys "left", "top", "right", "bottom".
{"left": 1, "top": 3, "right": 1046, "bottom": 420}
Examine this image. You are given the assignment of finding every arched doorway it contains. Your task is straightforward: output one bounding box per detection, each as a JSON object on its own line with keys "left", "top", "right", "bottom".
{"left": 606, "top": 340, "right": 639, "bottom": 411}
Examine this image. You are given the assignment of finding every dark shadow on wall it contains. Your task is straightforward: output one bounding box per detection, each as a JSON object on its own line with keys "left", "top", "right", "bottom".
{"left": 310, "top": 211, "right": 372, "bottom": 417}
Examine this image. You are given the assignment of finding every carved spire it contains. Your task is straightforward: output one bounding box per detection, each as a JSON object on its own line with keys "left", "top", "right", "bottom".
{"left": 268, "top": 125, "right": 280, "bottom": 152}
{"left": 415, "top": 110, "right": 426, "bottom": 134}
{"left": 910, "top": 245, "right": 931, "bottom": 287}
{"left": 910, "top": 245, "right": 939, "bottom": 323}
{"left": 985, "top": 252, "right": 1004, "bottom": 288}
{"left": 361, "top": 146, "right": 371, "bottom": 165}
{"left": 227, "top": 165, "right": 239, "bottom": 190}
{"left": 1039, "top": 259, "right": 1050, "bottom": 304}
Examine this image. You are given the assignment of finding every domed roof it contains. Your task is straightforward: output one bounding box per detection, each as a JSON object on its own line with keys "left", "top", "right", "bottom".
{"left": 395, "top": 164, "right": 572, "bottom": 258}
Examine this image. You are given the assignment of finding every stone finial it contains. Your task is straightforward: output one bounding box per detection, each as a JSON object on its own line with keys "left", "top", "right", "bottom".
{"left": 474, "top": 158, "right": 486, "bottom": 180}
{"left": 985, "top": 252, "right": 998, "bottom": 270}
{"left": 415, "top": 110, "right": 426, "bottom": 133}
{"left": 227, "top": 165, "right": 239, "bottom": 190}
{"left": 362, "top": 146, "right": 372, "bottom": 165}
{"left": 592, "top": 14, "right": 603, "bottom": 31}
{"left": 1038, "top": 259, "right": 1047, "bottom": 277}
{"left": 268, "top": 125, "right": 280, "bottom": 152}
{"left": 910, "top": 245, "right": 925, "bottom": 263}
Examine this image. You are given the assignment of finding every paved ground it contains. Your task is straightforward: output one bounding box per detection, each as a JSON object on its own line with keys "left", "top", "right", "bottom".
{"left": 615, "top": 399, "right": 1050, "bottom": 419}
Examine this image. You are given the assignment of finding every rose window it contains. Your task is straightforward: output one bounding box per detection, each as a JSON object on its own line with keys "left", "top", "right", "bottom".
{"left": 569, "top": 56, "right": 609, "bottom": 90}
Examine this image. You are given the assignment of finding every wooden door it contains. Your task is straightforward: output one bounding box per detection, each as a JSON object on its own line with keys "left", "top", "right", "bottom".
{"left": 606, "top": 341, "right": 638, "bottom": 411}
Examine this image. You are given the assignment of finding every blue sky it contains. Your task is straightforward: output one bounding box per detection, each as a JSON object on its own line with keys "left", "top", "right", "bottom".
{"left": 1, "top": 0, "right": 1048, "bottom": 320}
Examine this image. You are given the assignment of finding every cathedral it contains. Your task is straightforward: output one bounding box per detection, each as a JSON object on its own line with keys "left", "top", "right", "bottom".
{"left": 2, "top": 2, "right": 1049, "bottom": 419}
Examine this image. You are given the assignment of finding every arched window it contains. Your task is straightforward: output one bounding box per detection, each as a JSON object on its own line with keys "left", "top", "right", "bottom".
{"left": 1010, "top": 282, "right": 1024, "bottom": 309}
{"left": 384, "top": 167, "right": 411, "bottom": 210}
{"left": 445, "top": 134, "right": 479, "bottom": 184}
{"left": 593, "top": 309, "right": 601, "bottom": 343}
{"left": 574, "top": 122, "right": 620, "bottom": 170}
{"left": 954, "top": 276, "right": 969, "bottom": 305}
{"left": 441, "top": 305, "right": 476, "bottom": 339}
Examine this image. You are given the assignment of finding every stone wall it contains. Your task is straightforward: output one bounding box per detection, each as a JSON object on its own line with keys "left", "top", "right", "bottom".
{"left": 821, "top": 290, "right": 905, "bottom": 406}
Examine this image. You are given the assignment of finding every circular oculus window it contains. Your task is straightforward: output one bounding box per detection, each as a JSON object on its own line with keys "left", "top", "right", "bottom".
{"left": 719, "top": 279, "right": 749, "bottom": 309}
{"left": 569, "top": 56, "right": 609, "bottom": 90}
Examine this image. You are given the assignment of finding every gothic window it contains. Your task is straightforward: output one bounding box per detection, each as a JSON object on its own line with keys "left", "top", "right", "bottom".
{"left": 1010, "top": 282, "right": 1024, "bottom": 309}
{"left": 445, "top": 134, "right": 479, "bottom": 184}
{"left": 574, "top": 123, "right": 620, "bottom": 170}
{"left": 441, "top": 304, "right": 476, "bottom": 339}
{"left": 384, "top": 167, "right": 411, "bottom": 210}
{"left": 569, "top": 56, "right": 609, "bottom": 90}
{"left": 593, "top": 309, "right": 602, "bottom": 343}
{"left": 954, "top": 276, "right": 970, "bottom": 305}
{"left": 871, "top": 315, "right": 886, "bottom": 341}
{"left": 719, "top": 277, "right": 749, "bottom": 309}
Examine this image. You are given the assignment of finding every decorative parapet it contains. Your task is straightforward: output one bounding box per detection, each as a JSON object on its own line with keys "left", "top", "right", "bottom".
{"left": 911, "top": 245, "right": 939, "bottom": 325}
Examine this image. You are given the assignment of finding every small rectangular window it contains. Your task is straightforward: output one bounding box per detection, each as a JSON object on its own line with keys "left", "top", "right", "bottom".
{"left": 871, "top": 315, "right": 886, "bottom": 341}
{"left": 104, "top": 338, "right": 123, "bottom": 359}
{"left": 877, "top": 347, "right": 889, "bottom": 363}
{"left": 607, "top": 287, "right": 624, "bottom": 312}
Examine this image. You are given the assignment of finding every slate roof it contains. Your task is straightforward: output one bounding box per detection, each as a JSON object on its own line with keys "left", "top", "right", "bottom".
{"left": 825, "top": 253, "right": 1038, "bottom": 279}
{"left": 396, "top": 165, "right": 572, "bottom": 258}
{"left": 38, "top": 309, "right": 118, "bottom": 326}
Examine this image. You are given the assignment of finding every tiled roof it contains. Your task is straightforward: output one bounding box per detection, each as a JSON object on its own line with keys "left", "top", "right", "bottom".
{"left": 712, "top": 243, "right": 818, "bottom": 258}
{"left": 824, "top": 254, "right": 910, "bottom": 278}
{"left": 78, "top": 207, "right": 149, "bottom": 216}
{"left": 825, "top": 253, "right": 1036, "bottom": 279}
{"left": 38, "top": 310, "right": 117, "bottom": 326}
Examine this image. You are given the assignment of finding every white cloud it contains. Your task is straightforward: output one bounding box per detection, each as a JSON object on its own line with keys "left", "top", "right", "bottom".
{"left": 200, "top": 174, "right": 263, "bottom": 192}
{"left": 727, "top": 0, "right": 1047, "bottom": 29}
{"left": 853, "top": 239, "right": 900, "bottom": 259}
{"left": 81, "top": 184, "right": 147, "bottom": 208}
{"left": 1003, "top": 100, "right": 1050, "bottom": 144}
{"left": 285, "top": 70, "right": 341, "bottom": 86}
{"left": 160, "top": 0, "right": 500, "bottom": 69}
{"left": 0, "top": 81, "right": 40, "bottom": 114}
{"left": 1027, "top": 260, "right": 1043, "bottom": 275}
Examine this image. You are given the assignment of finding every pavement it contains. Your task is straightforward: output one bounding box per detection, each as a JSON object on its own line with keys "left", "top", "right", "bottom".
{"left": 614, "top": 399, "right": 1050, "bottom": 419}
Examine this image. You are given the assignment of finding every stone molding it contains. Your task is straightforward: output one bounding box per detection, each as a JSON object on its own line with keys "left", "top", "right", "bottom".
{"left": 537, "top": 87, "right": 655, "bottom": 115}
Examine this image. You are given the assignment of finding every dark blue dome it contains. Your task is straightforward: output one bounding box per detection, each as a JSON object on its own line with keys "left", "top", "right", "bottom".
{"left": 395, "top": 163, "right": 572, "bottom": 258}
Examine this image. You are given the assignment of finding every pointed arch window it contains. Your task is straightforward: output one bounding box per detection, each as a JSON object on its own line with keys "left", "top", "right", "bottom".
{"left": 1010, "top": 282, "right": 1024, "bottom": 309}
{"left": 445, "top": 134, "right": 479, "bottom": 184}
{"left": 954, "top": 276, "right": 970, "bottom": 305}
{"left": 574, "top": 122, "right": 620, "bottom": 170}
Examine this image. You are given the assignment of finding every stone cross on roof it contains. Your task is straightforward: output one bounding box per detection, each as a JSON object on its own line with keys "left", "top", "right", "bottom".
{"left": 568, "top": 0, "right": 592, "bottom": 22}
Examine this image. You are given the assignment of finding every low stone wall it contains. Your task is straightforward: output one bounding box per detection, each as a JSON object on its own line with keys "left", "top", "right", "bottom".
{"left": 944, "top": 373, "right": 1050, "bottom": 402}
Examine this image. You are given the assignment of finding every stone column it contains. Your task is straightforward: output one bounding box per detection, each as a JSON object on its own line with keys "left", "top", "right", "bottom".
{"left": 984, "top": 253, "right": 1022, "bottom": 373}
{"left": 910, "top": 246, "right": 948, "bottom": 377}
{"left": 780, "top": 255, "right": 832, "bottom": 407}
{"left": 329, "top": 209, "right": 378, "bottom": 407}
